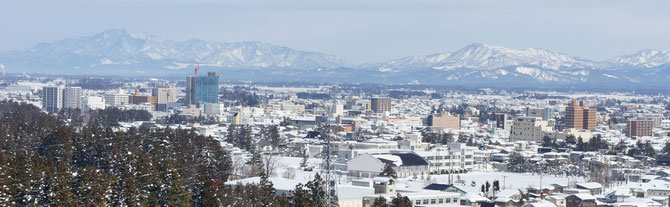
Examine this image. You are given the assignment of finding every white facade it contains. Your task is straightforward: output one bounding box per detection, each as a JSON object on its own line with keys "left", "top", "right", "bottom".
{"left": 152, "top": 85, "right": 177, "bottom": 104}
{"left": 120, "top": 103, "right": 154, "bottom": 113}
{"left": 82, "top": 96, "right": 105, "bottom": 111}
{"left": 104, "top": 93, "right": 129, "bottom": 106}
{"left": 510, "top": 116, "right": 554, "bottom": 142}
{"left": 661, "top": 120, "right": 670, "bottom": 129}
{"left": 204, "top": 102, "right": 223, "bottom": 116}
{"left": 414, "top": 143, "right": 475, "bottom": 173}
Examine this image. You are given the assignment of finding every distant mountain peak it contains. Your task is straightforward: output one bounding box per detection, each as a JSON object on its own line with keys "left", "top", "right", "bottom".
{"left": 607, "top": 49, "right": 670, "bottom": 68}
{"left": 1, "top": 29, "right": 348, "bottom": 72}
{"left": 1, "top": 29, "right": 669, "bottom": 87}
{"left": 369, "top": 43, "right": 596, "bottom": 71}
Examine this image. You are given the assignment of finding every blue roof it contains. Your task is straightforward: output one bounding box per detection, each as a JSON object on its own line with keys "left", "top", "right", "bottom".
{"left": 391, "top": 152, "right": 429, "bottom": 166}
{"left": 424, "top": 183, "right": 453, "bottom": 191}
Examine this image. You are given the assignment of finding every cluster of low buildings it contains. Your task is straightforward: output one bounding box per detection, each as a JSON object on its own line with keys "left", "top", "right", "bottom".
{"left": 2, "top": 75, "right": 670, "bottom": 207}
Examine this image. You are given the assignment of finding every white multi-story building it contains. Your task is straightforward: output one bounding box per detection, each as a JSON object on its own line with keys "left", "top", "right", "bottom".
{"left": 204, "top": 102, "right": 223, "bottom": 116}
{"left": 82, "top": 96, "right": 105, "bottom": 111}
{"left": 120, "top": 103, "right": 154, "bottom": 113}
{"left": 42, "top": 86, "right": 62, "bottom": 113}
{"left": 662, "top": 120, "right": 670, "bottom": 129}
{"left": 104, "top": 93, "right": 129, "bottom": 106}
{"left": 510, "top": 116, "right": 554, "bottom": 142}
{"left": 414, "top": 143, "right": 475, "bottom": 173}
{"left": 152, "top": 85, "right": 177, "bottom": 104}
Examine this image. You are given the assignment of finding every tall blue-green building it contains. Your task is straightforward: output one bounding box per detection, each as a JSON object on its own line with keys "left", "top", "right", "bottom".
{"left": 186, "top": 72, "right": 219, "bottom": 105}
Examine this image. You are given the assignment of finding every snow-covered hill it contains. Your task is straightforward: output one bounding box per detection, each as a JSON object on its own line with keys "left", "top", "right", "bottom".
{"left": 1, "top": 29, "right": 669, "bottom": 88}
{"left": 365, "top": 43, "right": 598, "bottom": 72}
{"left": 605, "top": 49, "right": 670, "bottom": 68}
{"left": 0, "top": 29, "right": 348, "bottom": 72}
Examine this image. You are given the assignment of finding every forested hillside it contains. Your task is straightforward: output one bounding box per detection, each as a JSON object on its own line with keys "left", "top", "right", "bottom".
{"left": 0, "top": 101, "right": 233, "bottom": 206}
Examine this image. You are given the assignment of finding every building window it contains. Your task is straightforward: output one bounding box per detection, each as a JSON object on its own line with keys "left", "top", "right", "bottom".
{"left": 416, "top": 200, "right": 421, "bottom": 205}
{"left": 423, "top": 199, "right": 429, "bottom": 204}
{"left": 446, "top": 198, "right": 451, "bottom": 203}
{"left": 439, "top": 198, "right": 444, "bottom": 203}
{"left": 431, "top": 199, "right": 436, "bottom": 204}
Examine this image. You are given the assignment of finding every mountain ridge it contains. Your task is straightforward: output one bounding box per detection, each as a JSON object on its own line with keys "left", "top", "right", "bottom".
{"left": 1, "top": 29, "right": 669, "bottom": 88}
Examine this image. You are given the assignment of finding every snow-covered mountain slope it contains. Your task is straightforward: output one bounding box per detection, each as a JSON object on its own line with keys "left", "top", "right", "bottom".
{"left": 605, "top": 49, "right": 670, "bottom": 68}
{"left": 1, "top": 29, "right": 669, "bottom": 88}
{"left": 0, "top": 29, "right": 348, "bottom": 71}
{"left": 365, "top": 43, "right": 597, "bottom": 71}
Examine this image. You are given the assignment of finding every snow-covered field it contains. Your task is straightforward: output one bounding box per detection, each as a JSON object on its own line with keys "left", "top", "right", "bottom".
{"left": 263, "top": 156, "right": 587, "bottom": 195}
{"left": 398, "top": 171, "right": 585, "bottom": 195}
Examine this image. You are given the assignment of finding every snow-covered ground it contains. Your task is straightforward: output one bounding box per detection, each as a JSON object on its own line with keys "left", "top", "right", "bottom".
{"left": 262, "top": 155, "right": 587, "bottom": 196}
{"left": 398, "top": 171, "right": 585, "bottom": 195}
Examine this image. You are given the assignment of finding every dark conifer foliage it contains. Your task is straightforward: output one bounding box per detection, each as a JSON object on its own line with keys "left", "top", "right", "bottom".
{"left": 0, "top": 101, "right": 232, "bottom": 206}
{"left": 0, "top": 101, "right": 334, "bottom": 206}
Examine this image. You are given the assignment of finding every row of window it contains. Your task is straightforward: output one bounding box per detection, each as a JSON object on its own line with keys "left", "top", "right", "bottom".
{"left": 414, "top": 197, "right": 457, "bottom": 205}
{"left": 426, "top": 155, "right": 463, "bottom": 160}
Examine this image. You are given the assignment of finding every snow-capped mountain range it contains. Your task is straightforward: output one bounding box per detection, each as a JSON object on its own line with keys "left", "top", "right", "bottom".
{"left": 366, "top": 43, "right": 670, "bottom": 72}
{"left": 1, "top": 29, "right": 669, "bottom": 88}
{"left": 0, "top": 29, "right": 348, "bottom": 73}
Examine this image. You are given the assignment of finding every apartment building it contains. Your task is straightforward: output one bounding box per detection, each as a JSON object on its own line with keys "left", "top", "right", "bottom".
{"left": 426, "top": 111, "right": 460, "bottom": 130}
{"left": 62, "top": 86, "right": 82, "bottom": 109}
{"left": 371, "top": 97, "right": 392, "bottom": 113}
{"left": 414, "top": 143, "right": 475, "bottom": 173}
{"left": 510, "top": 116, "right": 554, "bottom": 142}
{"left": 42, "top": 86, "right": 62, "bottom": 113}
{"left": 627, "top": 119, "right": 653, "bottom": 137}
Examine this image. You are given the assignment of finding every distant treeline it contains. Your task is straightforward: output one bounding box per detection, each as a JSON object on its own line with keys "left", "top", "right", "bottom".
{"left": 72, "top": 78, "right": 124, "bottom": 90}
{"left": 221, "top": 89, "right": 262, "bottom": 107}
{"left": 296, "top": 92, "right": 331, "bottom": 100}
{"left": 59, "top": 107, "right": 152, "bottom": 127}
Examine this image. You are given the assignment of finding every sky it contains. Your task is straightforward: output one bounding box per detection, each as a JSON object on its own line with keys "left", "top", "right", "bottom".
{"left": 1, "top": 0, "right": 670, "bottom": 64}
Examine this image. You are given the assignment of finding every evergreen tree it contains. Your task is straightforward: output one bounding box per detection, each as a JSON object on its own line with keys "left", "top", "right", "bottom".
{"left": 576, "top": 137, "right": 585, "bottom": 151}
{"left": 380, "top": 164, "right": 398, "bottom": 179}
{"left": 226, "top": 123, "right": 237, "bottom": 145}
{"left": 267, "top": 125, "right": 281, "bottom": 149}
{"left": 541, "top": 135, "right": 553, "bottom": 148}
{"left": 373, "top": 196, "right": 389, "bottom": 207}
{"left": 390, "top": 193, "right": 413, "bottom": 207}
{"left": 565, "top": 135, "right": 576, "bottom": 145}
{"left": 306, "top": 173, "right": 327, "bottom": 206}
{"left": 258, "top": 173, "right": 278, "bottom": 206}
{"left": 662, "top": 142, "right": 670, "bottom": 155}
{"left": 291, "top": 183, "right": 310, "bottom": 206}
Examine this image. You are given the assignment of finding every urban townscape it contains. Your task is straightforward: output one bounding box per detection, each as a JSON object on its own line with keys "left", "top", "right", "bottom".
{"left": 1, "top": 71, "right": 670, "bottom": 206}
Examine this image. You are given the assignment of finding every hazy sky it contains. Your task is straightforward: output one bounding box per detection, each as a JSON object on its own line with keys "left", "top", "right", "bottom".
{"left": 1, "top": 0, "right": 670, "bottom": 64}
